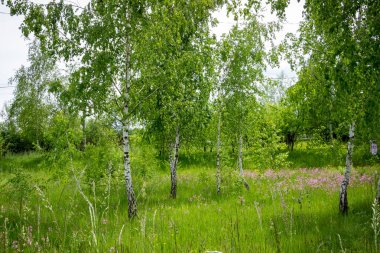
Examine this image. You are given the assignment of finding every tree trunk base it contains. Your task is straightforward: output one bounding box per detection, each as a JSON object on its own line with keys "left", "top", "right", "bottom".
{"left": 170, "top": 180, "right": 177, "bottom": 199}
{"left": 128, "top": 196, "right": 137, "bottom": 218}
{"left": 376, "top": 178, "right": 380, "bottom": 204}
{"left": 339, "top": 181, "right": 348, "bottom": 214}
{"left": 243, "top": 178, "right": 250, "bottom": 191}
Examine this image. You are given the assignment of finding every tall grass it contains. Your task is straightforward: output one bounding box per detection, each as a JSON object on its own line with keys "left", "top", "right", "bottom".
{"left": 0, "top": 144, "right": 379, "bottom": 252}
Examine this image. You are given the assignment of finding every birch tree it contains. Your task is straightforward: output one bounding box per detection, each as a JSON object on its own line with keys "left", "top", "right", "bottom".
{"left": 286, "top": 0, "right": 380, "bottom": 213}
{"left": 7, "top": 40, "right": 58, "bottom": 150}
{"left": 217, "top": 13, "right": 273, "bottom": 190}
{"left": 216, "top": 85, "right": 222, "bottom": 194}
{"left": 135, "top": 0, "right": 221, "bottom": 198}
{"left": 3, "top": 0, "right": 159, "bottom": 218}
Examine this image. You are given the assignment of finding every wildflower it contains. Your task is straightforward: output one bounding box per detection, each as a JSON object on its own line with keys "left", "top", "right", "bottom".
{"left": 244, "top": 171, "right": 259, "bottom": 179}
{"left": 264, "top": 169, "right": 277, "bottom": 179}
{"left": 27, "top": 226, "right": 33, "bottom": 245}
{"left": 12, "top": 240, "right": 19, "bottom": 250}
{"left": 306, "top": 178, "right": 320, "bottom": 188}
{"left": 360, "top": 174, "right": 373, "bottom": 184}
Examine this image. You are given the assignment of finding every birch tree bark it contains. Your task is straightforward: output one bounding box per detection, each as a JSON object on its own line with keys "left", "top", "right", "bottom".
{"left": 216, "top": 104, "right": 221, "bottom": 195}
{"left": 238, "top": 134, "right": 244, "bottom": 176}
{"left": 238, "top": 134, "right": 250, "bottom": 190}
{"left": 377, "top": 178, "right": 380, "bottom": 205}
{"left": 123, "top": 12, "right": 137, "bottom": 218}
{"left": 81, "top": 107, "right": 87, "bottom": 150}
{"left": 170, "top": 126, "right": 180, "bottom": 198}
{"left": 339, "top": 122, "right": 355, "bottom": 214}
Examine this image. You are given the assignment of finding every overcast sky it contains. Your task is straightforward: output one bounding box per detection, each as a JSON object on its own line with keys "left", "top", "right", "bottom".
{"left": 0, "top": 0, "right": 304, "bottom": 113}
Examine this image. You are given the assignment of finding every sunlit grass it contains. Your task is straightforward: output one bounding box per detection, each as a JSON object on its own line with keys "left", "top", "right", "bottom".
{"left": 0, "top": 147, "right": 379, "bottom": 252}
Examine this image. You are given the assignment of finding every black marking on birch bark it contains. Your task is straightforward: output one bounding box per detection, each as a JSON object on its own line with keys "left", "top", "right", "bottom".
{"left": 238, "top": 134, "right": 249, "bottom": 191}
{"left": 339, "top": 122, "right": 355, "bottom": 215}
{"left": 216, "top": 150, "right": 221, "bottom": 195}
{"left": 170, "top": 127, "right": 180, "bottom": 198}
{"left": 376, "top": 178, "right": 380, "bottom": 204}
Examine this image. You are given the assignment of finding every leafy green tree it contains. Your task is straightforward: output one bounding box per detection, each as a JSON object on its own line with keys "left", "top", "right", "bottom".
{"left": 245, "top": 105, "right": 284, "bottom": 169}
{"left": 285, "top": 0, "right": 380, "bottom": 213}
{"left": 217, "top": 14, "right": 273, "bottom": 189}
{"left": 135, "top": 0, "right": 221, "bottom": 198}
{"left": 3, "top": 0, "right": 159, "bottom": 218}
{"left": 7, "top": 40, "right": 58, "bottom": 151}
{"left": 45, "top": 110, "right": 83, "bottom": 163}
{"left": 51, "top": 66, "right": 100, "bottom": 150}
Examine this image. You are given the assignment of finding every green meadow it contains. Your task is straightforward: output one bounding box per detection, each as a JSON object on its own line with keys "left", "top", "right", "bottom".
{"left": 1, "top": 142, "right": 379, "bottom": 252}
{"left": 1, "top": 0, "right": 379, "bottom": 252}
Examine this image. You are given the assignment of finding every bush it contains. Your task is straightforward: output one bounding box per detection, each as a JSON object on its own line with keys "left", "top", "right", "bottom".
{"left": 249, "top": 141, "right": 290, "bottom": 170}
{"left": 45, "top": 112, "right": 83, "bottom": 169}
{"left": 1, "top": 128, "right": 34, "bottom": 153}
{"left": 82, "top": 119, "right": 121, "bottom": 183}
{"left": 83, "top": 143, "right": 120, "bottom": 183}
{"left": 353, "top": 143, "right": 380, "bottom": 166}
{"left": 222, "top": 167, "right": 246, "bottom": 196}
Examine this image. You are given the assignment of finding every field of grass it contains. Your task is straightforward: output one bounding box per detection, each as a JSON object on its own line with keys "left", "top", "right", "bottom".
{"left": 0, "top": 145, "right": 380, "bottom": 252}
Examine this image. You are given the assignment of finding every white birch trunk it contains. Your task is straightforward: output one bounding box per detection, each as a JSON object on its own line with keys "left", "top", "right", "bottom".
{"left": 216, "top": 107, "right": 221, "bottom": 195}
{"left": 339, "top": 122, "right": 355, "bottom": 214}
{"left": 81, "top": 108, "right": 86, "bottom": 150}
{"left": 123, "top": 13, "right": 137, "bottom": 218}
{"left": 377, "top": 178, "right": 380, "bottom": 204}
{"left": 238, "top": 134, "right": 244, "bottom": 176}
{"left": 170, "top": 126, "right": 180, "bottom": 198}
{"left": 238, "top": 134, "right": 249, "bottom": 190}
